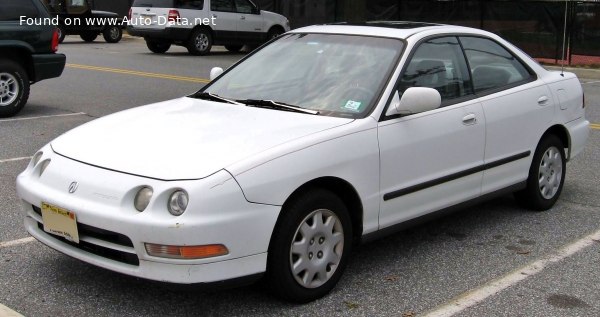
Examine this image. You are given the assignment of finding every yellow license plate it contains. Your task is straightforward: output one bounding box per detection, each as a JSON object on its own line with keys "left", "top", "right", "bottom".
{"left": 41, "top": 202, "right": 79, "bottom": 243}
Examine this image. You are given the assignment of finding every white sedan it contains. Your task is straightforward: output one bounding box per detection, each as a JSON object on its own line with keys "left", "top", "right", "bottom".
{"left": 16, "top": 22, "right": 589, "bottom": 302}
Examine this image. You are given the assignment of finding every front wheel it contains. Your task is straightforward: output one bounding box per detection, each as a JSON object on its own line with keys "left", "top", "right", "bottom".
{"left": 103, "top": 26, "right": 122, "bottom": 43}
{"left": 146, "top": 40, "right": 171, "bottom": 54}
{"left": 0, "top": 60, "right": 30, "bottom": 118}
{"left": 80, "top": 32, "right": 98, "bottom": 42}
{"left": 187, "top": 28, "right": 212, "bottom": 55}
{"left": 514, "top": 135, "right": 566, "bottom": 211}
{"left": 267, "top": 189, "right": 352, "bottom": 303}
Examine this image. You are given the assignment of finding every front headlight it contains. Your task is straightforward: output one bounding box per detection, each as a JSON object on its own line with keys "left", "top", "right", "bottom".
{"left": 168, "top": 190, "right": 188, "bottom": 216}
{"left": 134, "top": 187, "right": 153, "bottom": 212}
{"left": 31, "top": 151, "right": 43, "bottom": 167}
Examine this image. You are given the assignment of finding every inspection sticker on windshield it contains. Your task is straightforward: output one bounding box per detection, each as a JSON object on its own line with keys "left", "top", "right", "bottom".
{"left": 343, "top": 100, "right": 362, "bottom": 112}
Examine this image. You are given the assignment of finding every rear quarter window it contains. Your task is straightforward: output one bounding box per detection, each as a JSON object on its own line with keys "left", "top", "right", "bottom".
{"left": 0, "top": 0, "right": 40, "bottom": 21}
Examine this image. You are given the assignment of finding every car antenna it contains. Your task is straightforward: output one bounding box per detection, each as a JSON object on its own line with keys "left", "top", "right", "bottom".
{"left": 560, "top": 0, "right": 568, "bottom": 77}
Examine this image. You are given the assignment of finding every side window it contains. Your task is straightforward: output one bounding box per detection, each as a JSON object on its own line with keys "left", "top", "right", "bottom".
{"left": 176, "top": 0, "right": 204, "bottom": 9}
{"left": 211, "top": 0, "right": 234, "bottom": 12}
{"left": 460, "top": 36, "right": 532, "bottom": 93}
{"left": 0, "top": 0, "right": 39, "bottom": 20}
{"left": 398, "top": 36, "right": 473, "bottom": 106}
{"left": 234, "top": 0, "right": 253, "bottom": 14}
{"left": 66, "top": 0, "right": 88, "bottom": 14}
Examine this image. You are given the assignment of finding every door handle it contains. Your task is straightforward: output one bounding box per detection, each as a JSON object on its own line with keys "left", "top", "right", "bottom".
{"left": 538, "top": 96, "right": 549, "bottom": 106}
{"left": 462, "top": 113, "right": 477, "bottom": 125}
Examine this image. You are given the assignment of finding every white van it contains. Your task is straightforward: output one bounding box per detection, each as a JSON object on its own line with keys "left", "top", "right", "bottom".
{"left": 128, "top": 0, "right": 290, "bottom": 55}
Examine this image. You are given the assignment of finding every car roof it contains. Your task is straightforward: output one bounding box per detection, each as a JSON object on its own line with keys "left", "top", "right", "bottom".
{"left": 291, "top": 21, "right": 484, "bottom": 40}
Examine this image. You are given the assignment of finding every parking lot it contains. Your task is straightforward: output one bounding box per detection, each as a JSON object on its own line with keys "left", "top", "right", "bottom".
{"left": 1, "top": 35, "right": 600, "bottom": 317}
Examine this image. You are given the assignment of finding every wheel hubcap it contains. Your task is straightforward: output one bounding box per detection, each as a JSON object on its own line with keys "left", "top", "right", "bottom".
{"left": 195, "top": 34, "right": 208, "bottom": 51}
{"left": 0, "top": 72, "right": 19, "bottom": 106}
{"left": 538, "top": 146, "right": 563, "bottom": 199}
{"left": 109, "top": 27, "right": 119, "bottom": 39}
{"left": 289, "top": 209, "right": 344, "bottom": 289}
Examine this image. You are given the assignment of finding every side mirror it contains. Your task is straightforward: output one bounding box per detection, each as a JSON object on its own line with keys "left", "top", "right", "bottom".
{"left": 209, "top": 67, "right": 224, "bottom": 81}
{"left": 385, "top": 87, "right": 441, "bottom": 116}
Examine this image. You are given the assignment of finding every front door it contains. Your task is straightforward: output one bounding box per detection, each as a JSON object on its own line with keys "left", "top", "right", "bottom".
{"left": 378, "top": 36, "right": 486, "bottom": 228}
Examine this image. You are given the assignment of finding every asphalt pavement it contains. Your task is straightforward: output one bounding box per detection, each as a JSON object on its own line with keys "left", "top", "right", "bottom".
{"left": 0, "top": 35, "right": 599, "bottom": 317}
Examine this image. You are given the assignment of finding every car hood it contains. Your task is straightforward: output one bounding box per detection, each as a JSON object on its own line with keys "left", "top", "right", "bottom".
{"left": 51, "top": 97, "right": 353, "bottom": 180}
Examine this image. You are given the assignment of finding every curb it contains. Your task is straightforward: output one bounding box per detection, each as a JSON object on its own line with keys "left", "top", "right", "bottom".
{"left": 545, "top": 65, "right": 600, "bottom": 80}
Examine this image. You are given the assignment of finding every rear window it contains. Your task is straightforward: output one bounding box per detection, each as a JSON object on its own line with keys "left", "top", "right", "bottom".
{"left": 132, "top": 0, "right": 203, "bottom": 9}
{"left": 0, "top": 0, "right": 40, "bottom": 21}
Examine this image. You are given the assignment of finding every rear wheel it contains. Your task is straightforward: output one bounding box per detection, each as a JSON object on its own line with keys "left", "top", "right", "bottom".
{"left": 267, "top": 189, "right": 352, "bottom": 303}
{"left": 267, "top": 26, "right": 284, "bottom": 40}
{"left": 80, "top": 32, "right": 98, "bottom": 42}
{"left": 187, "top": 28, "right": 212, "bottom": 55}
{"left": 514, "top": 135, "right": 566, "bottom": 211}
{"left": 0, "top": 60, "right": 29, "bottom": 118}
{"left": 146, "top": 40, "right": 171, "bottom": 54}
{"left": 225, "top": 45, "right": 243, "bottom": 53}
{"left": 103, "top": 26, "right": 122, "bottom": 43}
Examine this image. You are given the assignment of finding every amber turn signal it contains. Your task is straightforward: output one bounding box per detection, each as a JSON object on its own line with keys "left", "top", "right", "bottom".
{"left": 145, "top": 243, "right": 228, "bottom": 259}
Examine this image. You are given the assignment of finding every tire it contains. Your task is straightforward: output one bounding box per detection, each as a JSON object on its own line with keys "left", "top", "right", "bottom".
{"left": 80, "top": 32, "right": 98, "bottom": 42}
{"left": 57, "top": 25, "right": 66, "bottom": 43}
{"left": 0, "top": 60, "right": 30, "bottom": 118}
{"left": 225, "top": 45, "right": 243, "bottom": 53}
{"left": 267, "top": 188, "right": 352, "bottom": 303}
{"left": 103, "top": 26, "right": 122, "bottom": 43}
{"left": 186, "top": 28, "right": 212, "bottom": 56}
{"left": 514, "top": 135, "right": 566, "bottom": 211}
{"left": 267, "top": 26, "right": 284, "bottom": 40}
{"left": 146, "top": 40, "right": 171, "bottom": 54}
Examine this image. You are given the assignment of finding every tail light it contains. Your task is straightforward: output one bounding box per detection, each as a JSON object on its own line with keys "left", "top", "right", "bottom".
{"left": 168, "top": 10, "right": 180, "bottom": 22}
{"left": 51, "top": 28, "right": 59, "bottom": 52}
{"left": 128, "top": 8, "right": 132, "bottom": 20}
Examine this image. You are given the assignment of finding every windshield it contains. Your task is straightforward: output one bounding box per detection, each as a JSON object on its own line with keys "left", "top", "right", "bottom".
{"left": 204, "top": 33, "right": 404, "bottom": 118}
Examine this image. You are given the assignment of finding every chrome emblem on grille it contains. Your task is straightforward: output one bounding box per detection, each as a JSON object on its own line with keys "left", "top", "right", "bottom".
{"left": 68, "top": 182, "right": 79, "bottom": 194}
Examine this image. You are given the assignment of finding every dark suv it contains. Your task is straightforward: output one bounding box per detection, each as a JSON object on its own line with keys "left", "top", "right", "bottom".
{"left": 44, "top": 0, "right": 123, "bottom": 43}
{"left": 0, "top": 0, "right": 66, "bottom": 117}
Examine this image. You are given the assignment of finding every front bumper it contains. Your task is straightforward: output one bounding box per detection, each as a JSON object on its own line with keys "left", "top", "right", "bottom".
{"left": 31, "top": 53, "right": 66, "bottom": 83}
{"left": 16, "top": 147, "right": 280, "bottom": 284}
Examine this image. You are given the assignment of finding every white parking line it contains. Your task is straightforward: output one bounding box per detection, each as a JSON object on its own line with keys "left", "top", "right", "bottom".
{"left": 0, "top": 157, "right": 32, "bottom": 164}
{"left": 0, "top": 303, "right": 24, "bottom": 317}
{"left": 0, "top": 237, "right": 35, "bottom": 248}
{"left": 422, "top": 228, "right": 600, "bottom": 317}
{"left": 0, "top": 112, "right": 87, "bottom": 122}
{"left": 582, "top": 80, "right": 600, "bottom": 84}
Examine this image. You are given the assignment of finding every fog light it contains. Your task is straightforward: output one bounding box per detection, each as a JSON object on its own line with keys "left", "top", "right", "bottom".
{"left": 134, "top": 187, "right": 153, "bottom": 212}
{"left": 168, "top": 190, "right": 188, "bottom": 216}
{"left": 145, "top": 243, "right": 228, "bottom": 259}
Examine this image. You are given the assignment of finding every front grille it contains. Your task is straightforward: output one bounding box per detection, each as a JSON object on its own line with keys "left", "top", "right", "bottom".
{"left": 32, "top": 205, "right": 139, "bottom": 266}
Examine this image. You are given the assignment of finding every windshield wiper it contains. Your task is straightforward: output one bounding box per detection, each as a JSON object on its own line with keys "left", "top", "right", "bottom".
{"left": 238, "top": 99, "right": 319, "bottom": 115}
{"left": 190, "top": 92, "right": 244, "bottom": 105}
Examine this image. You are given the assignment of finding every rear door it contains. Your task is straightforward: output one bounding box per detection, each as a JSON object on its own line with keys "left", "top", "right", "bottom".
{"left": 459, "top": 36, "right": 554, "bottom": 195}
{"left": 130, "top": 0, "right": 174, "bottom": 30}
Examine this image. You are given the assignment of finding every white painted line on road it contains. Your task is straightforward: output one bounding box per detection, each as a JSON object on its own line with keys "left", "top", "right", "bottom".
{"left": 0, "top": 157, "right": 32, "bottom": 164}
{"left": 582, "top": 80, "right": 600, "bottom": 84}
{"left": 0, "top": 303, "right": 24, "bottom": 317}
{"left": 422, "top": 228, "right": 600, "bottom": 317}
{"left": 0, "top": 237, "right": 35, "bottom": 248}
{"left": 0, "top": 112, "right": 87, "bottom": 122}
